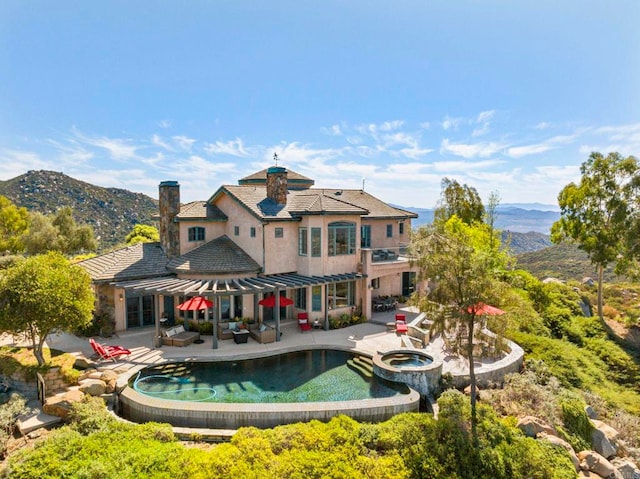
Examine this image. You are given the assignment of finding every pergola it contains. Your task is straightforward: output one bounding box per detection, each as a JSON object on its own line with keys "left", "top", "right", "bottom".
{"left": 113, "top": 272, "right": 366, "bottom": 348}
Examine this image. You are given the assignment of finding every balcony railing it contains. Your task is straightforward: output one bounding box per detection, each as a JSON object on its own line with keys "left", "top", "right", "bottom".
{"left": 366, "top": 245, "right": 411, "bottom": 263}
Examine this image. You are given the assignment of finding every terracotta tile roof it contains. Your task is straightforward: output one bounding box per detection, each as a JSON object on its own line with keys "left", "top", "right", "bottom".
{"left": 176, "top": 201, "right": 227, "bottom": 221}
{"left": 78, "top": 242, "right": 170, "bottom": 282}
{"left": 217, "top": 186, "right": 416, "bottom": 221}
{"left": 239, "top": 168, "right": 314, "bottom": 189}
{"left": 167, "top": 235, "right": 260, "bottom": 275}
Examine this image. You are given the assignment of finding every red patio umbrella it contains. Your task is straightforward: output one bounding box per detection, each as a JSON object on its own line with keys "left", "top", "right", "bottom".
{"left": 466, "top": 302, "right": 505, "bottom": 316}
{"left": 259, "top": 295, "right": 294, "bottom": 307}
{"left": 177, "top": 296, "right": 213, "bottom": 311}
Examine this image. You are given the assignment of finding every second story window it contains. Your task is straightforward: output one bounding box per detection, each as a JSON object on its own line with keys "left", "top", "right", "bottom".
{"left": 399, "top": 222, "right": 404, "bottom": 235}
{"left": 234, "top": 226, "right": 240, "bottom": 236}
{"left": 298, "top": 227, "right": 308, "bottom": 256}
{"left": 188, "top": 226, "right": 205, "bottom": 242}
{"left": 250, "top": 227, "right": 256, "bottom": 238}
{"left": 311, "top": 227, "right": 321, "bottom": 257}
{"left": 328, "top": 221, "right": 355, "bottom": 256}
{"left": 275, "top": 227, "right": 283, "bottom": 238}
{"left": 386, "top": 224, "right": 393, "bottom": 238}
{"left": 361, "top": 225, "right": 371, "bottom": 248}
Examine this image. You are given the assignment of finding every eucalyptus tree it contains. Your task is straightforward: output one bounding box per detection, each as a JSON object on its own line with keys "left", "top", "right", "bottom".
{"left": 433, "top": 178, "right": 485, "bottom": 225}
{"left": 551, "top": 152, "right": 639, "bottom": 321}
{"left": 0, "top": 252, "right": 94, "bottom": 365}
{"left": 410, "top": 217, "right": 508, "bottom": 441}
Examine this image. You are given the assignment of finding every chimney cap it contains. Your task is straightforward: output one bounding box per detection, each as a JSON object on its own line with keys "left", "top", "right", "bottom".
{"left": 266, "top": 166, "right": 286, "bottom": 175}
{"left": 159, "top": 180, "right": 179, "bottom": 187}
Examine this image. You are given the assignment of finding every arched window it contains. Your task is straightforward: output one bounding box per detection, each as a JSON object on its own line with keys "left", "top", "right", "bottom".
{"left": 188, "top": 226, "right": 205, "bottom": 242}
{"left": 328, "top": 222, "right": 355, "bottom": 256}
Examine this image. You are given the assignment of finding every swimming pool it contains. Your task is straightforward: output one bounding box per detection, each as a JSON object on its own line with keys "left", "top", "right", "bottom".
{"left": 118, "top": 347, "right": 421, "bottom": 429}
{"left": 131, "top": 349, "right": 406, "bottom": 403}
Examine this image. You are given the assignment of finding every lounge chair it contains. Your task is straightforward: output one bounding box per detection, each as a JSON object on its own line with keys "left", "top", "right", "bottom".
{"left": 394, "top": 314, "right": 408, "bottom": 334}
{"left": 298, "top": 312, "right": 312, "bottom": 332}
{"left": 89, "top": 338, "right": 131, "bottom": 362}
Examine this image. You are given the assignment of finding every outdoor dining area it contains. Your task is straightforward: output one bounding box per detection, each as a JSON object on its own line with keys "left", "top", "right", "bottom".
{"left": 372, "top": 296, "right": 398, "bottom": 312}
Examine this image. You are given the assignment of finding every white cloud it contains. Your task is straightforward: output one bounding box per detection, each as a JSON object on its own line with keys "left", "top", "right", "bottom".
{"left": 477, "top": 110, "right": 495, "bottom": 123}
{"left": 419, "top": 122, "right": 431, "bottom": 130}
{"left": 0, "top": 149, "right": 50, "bottom": 179}
{"left": 440, "top": 139, "right": 506, "bottom": 158}
{"left": 442, "top": 116, "right": 463, "bottom": 130}
{"left": 152, "top": 134, "right": 173, "bottom": 151}
{"left": 322, "top": 123, "right": 343, "bottom": 136}
{"left": 472, "top": 110, "right": 496, "bottom": 137}
{"left": 158, "top": 120, "right": 171, "bottom": 129}
{"left": 204, "top": 138, "right": 252, "bottom": 157}
{"left": 71, "top": 128, "right": 139, "bottom": 161}
{"left": 507, "top": 133, "right": 580, "bottom": 158}
{"left": 535, "top": 122, "right": 551, "bottom": 130}
{"left": 172, "top": 135, "right": 196, "bottom": 151}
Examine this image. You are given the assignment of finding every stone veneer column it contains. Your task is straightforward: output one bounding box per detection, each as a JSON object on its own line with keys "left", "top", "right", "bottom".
{"left": 266, "top": 166, "right": 288, "bottom": 204}
{"left": 159, "top": 181, "right": 180, "bottom": 259}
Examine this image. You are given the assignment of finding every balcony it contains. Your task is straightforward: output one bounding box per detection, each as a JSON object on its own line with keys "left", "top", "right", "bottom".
{"left": 366, "top": 245, "right": 410, "bottom": 263}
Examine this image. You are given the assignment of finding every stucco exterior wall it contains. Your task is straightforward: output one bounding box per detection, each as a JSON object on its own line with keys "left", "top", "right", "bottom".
{"left": 365, "top": 218, "right": 410, "bottom": 249}
{"left": 179, "top": 220, "right": 226, "bottom": 255}
{"left": 213, "top": 195, "right": 265, "bottom": 268}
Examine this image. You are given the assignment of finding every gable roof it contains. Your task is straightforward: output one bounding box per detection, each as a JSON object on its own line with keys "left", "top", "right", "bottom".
{"left": 167, "top": 235, "right": 261, "bottom": 275}
{"left": 78, "top": 242, "right": 170, "bottom": 282}
{"left": 239, "top": 168, "right": 314, "bottom": 190}
{"left": 176, "top": 201, "right": 228, "bottom": 221}
{"left": 211, "top": 185, "right": 416, "bottom": 221}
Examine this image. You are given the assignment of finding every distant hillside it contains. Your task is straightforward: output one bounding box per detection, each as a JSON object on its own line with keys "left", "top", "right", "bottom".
{"left": 502, "top": 231, "right": 552, "bottom": 254}
{"left": 515, "top": 243, "right": 620, "bottom": 282}
{"left": 0, "top": 170, "right": 158, "bottom": 251}
{"left": 398, "top": 205, "right": 560, "bottom": 234}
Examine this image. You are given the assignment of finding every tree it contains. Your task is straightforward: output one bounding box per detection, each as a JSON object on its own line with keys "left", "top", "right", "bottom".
{"left": 433, "top": 177, "right": 485, "bottom": 225}
{"left": 22, "top": 207, "right": 97, "bottom": 256}
{"left": 551, "top": 152, "right": 639, "bottom": 321}
{"left": 0, "top": 252, "right": 94, "bottom": 365}
{"left": 409, "top": 218, "right": 506, "bottom": 441}
{"left": 125, "top": 224, "right": 159, "bottom": 245}
{"left": 0, "top": 195, "right": 29, "bottom": 254}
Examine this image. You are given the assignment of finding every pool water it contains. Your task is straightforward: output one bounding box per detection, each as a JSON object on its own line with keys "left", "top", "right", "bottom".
{"left": 382, "top": 353, "right": 433, "bottom": 368}
{"left": 131, "top": 349, "right": 408, "bottom": 403}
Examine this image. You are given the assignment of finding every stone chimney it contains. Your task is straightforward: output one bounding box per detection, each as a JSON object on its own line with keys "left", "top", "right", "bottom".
{"left": 159, "top": 181, "right": 181, "bottom": 259}
{"left": 266, "top": 166, "right": 288, "bottom": 204}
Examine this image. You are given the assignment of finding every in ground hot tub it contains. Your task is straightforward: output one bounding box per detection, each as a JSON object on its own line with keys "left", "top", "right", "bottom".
{"left": 373, "top": 349, "right": 443, "bottom": 397}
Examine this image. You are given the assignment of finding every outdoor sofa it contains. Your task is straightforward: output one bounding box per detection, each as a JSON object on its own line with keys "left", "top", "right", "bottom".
{"left": 162, "top": 325, "right": 200, "bottom": 347}
{"left": 249, "top": 323, "right": 276, "bottom": 343}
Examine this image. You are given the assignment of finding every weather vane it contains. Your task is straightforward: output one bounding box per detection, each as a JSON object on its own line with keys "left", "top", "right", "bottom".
{"left": 273, "top": 152, "right": 279, "bottom": 167}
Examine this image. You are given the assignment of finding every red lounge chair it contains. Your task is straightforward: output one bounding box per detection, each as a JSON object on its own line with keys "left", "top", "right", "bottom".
{"left": 89, "top": 338, "right": 131, "bottom": 362}
{"left": 297, "top": 312, "right": 312, "bottom": 332}
{"left": 395, "top": 314, "right": 408, "bottom": 334}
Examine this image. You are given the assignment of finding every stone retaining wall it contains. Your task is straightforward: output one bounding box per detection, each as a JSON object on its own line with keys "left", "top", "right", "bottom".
{"left": 2, "top": 366, "right": 69, "bottom": 401}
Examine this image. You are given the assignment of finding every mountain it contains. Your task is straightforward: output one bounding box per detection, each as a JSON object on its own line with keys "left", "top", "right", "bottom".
{"left": 396, "top": 205, "right": 560, "bottom": 235}
{"left": 0, "top": 170, "right": 158, "bottom": 251}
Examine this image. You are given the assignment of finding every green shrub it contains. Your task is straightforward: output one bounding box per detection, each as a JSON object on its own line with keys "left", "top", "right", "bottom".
{"left": 558, "top": 393, "right": 593, "bottom": 452}
{"left": 66, "top": 396, "right": 114, "bottom": 435}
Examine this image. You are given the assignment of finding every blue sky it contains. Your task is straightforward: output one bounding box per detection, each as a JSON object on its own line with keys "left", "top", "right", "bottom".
{"left": 1, "top": 1, "right": 639, "bottom": 208}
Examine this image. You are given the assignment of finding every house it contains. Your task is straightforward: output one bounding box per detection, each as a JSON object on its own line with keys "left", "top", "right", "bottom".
{"left": 78, "top": 165, "right": 420, "bottom": 347}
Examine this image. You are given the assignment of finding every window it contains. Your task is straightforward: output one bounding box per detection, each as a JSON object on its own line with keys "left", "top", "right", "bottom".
{"left": 311, "top": 227, "right": 321, "bottom": 257}
{"left": 328, "top": 222, "right": 356, "bottom": 256}
{"left": 234, "top": 226, "right": 239, "bottom": 236}
{"left": 298, "top": 227, "right": 308, "bottom": 256}
{"left": 250, "top": 227, "right": 256, "bottom": 238}
{"left": 328, "top": 281, "right": 355, "bottom": 309}
{"left": 188, "top": 226, "right": 205, "bottom": 242}
{"left": 371, "top": 278, "right": 380, "bottom": 289}
{"left": 386, "top": 224, "right": 393, "bottom": 238}
{"left": 360, "top": 225, "right": 371, "bottom": 248}
{"left": 399, "top": 222, "right": 404, "bottom": 235}
{"left": 312, "top": 285, "right": 322, "bottom": 312}
{"left": 275, "top": 227, "right": 283, "bottom": 238}
{"left": 295, "top": 287, "right": 307, "bottom": 310}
